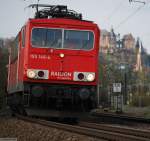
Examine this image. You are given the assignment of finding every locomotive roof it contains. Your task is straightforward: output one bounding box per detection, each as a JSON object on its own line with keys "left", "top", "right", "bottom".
{"left": 23, "top": 4, "right": 100, "bottom": 31}
{"left": 26, "top": 18, "right": 99, "bottom": 30}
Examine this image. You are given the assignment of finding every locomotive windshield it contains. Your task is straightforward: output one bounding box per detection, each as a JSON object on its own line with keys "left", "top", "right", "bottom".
{"left": 32, "top": 28, "right": 62, "bottom": 48}
{"left": 31, "top": 28, "right": 94, "bottom": 50}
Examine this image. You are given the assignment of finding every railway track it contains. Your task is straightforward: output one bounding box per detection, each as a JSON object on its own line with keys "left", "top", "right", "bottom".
{"left": 16, "top": 115, "right": 150, "bottom": 141}
{"left": 0, "top": 107, "right": 12, "bottom": 117}
{"left": 91, "top": 111, "right": 150, "bottom": 124}
{"left": 79, "top": 121, "right": 150, "bottom": 139}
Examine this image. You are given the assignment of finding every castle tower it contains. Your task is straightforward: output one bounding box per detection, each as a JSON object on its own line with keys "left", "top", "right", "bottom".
{"left": 135, "top": 38, "right": 142, "bottom": 72}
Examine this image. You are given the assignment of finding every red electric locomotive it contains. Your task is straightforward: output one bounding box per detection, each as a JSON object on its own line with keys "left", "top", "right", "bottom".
{"left": 7, "top": 5, "right": 100, "bottom": 116}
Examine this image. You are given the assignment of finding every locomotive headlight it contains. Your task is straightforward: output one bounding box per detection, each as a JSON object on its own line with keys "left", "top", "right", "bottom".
{"left": 86, "top": 73, "right": 95, "bottom": 81}
{"left": 27, "top": 70, "right": 36, "bottom": 79}
{"left": 60, "top": 53, "right": 64, "bottom": 58}
{"left": 26, "top": 69, "right": 48, "bottom": 79}
{"left": 74, "top": 72, "right": 95, "bottom": 82}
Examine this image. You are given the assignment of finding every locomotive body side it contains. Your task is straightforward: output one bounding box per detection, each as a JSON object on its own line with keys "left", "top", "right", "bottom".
{"left": 7, "top": 18, "right": 100, "bottom": 112}
{"left": 7, "top": 26, "right": 26, "bottom": 94}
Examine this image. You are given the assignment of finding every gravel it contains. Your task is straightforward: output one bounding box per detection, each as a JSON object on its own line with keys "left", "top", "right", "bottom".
{"left": 0, "top": 117, "right": 103, "bottom": 141}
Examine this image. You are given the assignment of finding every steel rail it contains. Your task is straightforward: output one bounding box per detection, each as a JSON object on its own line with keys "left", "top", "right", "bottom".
{"left": 16, "top": 115, "right": 149, "bottom": 141}
{"left": 79, "top": 121, "right": 150, "bottom": 139}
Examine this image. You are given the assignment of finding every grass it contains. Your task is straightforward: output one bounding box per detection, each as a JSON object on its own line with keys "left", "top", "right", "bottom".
{"left": 123, "top": 105, "right": 150, "bottom": 118}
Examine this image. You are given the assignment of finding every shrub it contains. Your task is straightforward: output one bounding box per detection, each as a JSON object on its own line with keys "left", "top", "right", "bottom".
{"left": 131, "top": 95, "right": 150, "bottom": 107}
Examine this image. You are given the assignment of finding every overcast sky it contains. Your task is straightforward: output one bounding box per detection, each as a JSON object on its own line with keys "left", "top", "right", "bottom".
{"left": 0, "top": 0, "right": 150, "bottom": 53}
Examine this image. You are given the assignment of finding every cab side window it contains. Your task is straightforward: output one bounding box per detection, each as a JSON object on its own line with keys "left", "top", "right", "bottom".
{"left": 11, "top": 35, "right": 19, "bottom": 62}
{"left": 22, "top": 27, "right": 25, "bottom": 47}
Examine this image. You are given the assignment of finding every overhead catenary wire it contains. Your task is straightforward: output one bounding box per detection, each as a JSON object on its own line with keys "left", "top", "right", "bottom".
{"left": 129, "top": 0, "right": 146, "bottom": 4}
{"left": 106, "top": 0, "right": 126, "bottom": 22}
{"left": 115, "top": 0, "right": 150, "bottom": 29}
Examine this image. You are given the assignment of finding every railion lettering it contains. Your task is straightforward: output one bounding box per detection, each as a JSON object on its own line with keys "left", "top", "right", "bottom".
{"left": 50, "top": 71, "right": 72, "bottom": 77}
